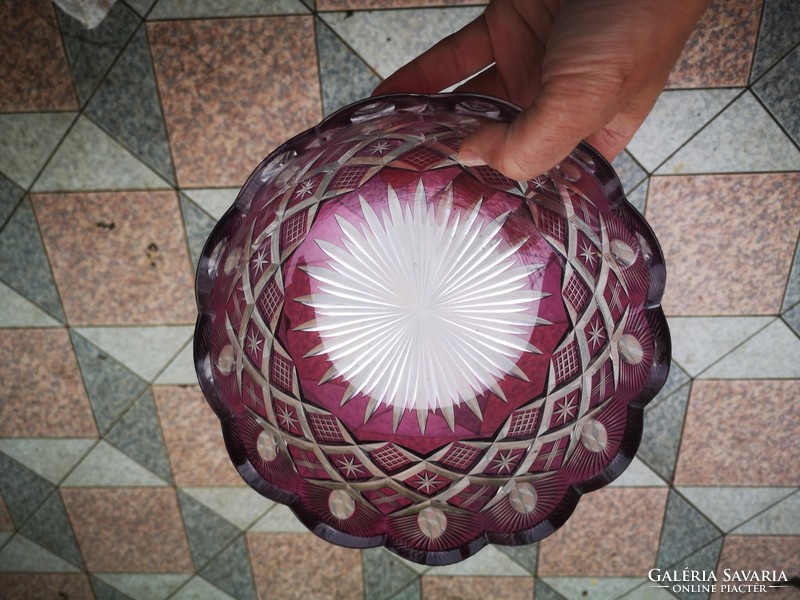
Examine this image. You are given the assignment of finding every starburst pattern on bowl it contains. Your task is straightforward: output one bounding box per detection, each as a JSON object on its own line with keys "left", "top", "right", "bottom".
{"left": 300, "top": 179, "right": 543, "bottom": 418}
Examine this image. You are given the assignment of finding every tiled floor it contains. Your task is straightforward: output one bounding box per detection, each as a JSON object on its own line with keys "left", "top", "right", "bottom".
{"left": 0, "top": 0, "right": 798, "bottom": 598}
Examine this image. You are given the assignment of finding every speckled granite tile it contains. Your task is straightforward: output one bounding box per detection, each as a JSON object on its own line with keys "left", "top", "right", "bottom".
{"left": 750, "top": 0, "right": 800, "bottom": 81}
{"left": 55, "top": 1, "right": 140, "bottom": 105}
{"left": 422, "top": 576, "right": 534, "bottom": 600}
{"left": 666, "top": 0, "right": 762, "bottom": 88}
{"left": 173, "top": 577, "right": 236, "bottom": 600}
{"left": 154, "top": 337, "right": 196, "bottom": 385}
{"left": 609, "top": 457, "right": 667, "bottom": 487}
{"left": 181, "top": 488, "right": 271, "bottom": 530}
{"left": 537, "top": 579, "right": 569, "bottom": 600}
{"left": 177, "top": 490, "right": 240, "bottom": 568}
{"left": 679, "top": 487, "right": 796, "bottom": 533}
{"left": 668, "top": 317, "right": 772, "bottom": 376}
{"left": 639, "top": 384, "right": 691, "bottom": 483}
{"left": 0, "top": 0, "right": 78, "bottom": 112}
{"left": 701, "top": 320, "right": 800, "bottom": 378}
{"left": 647, "top": 174, "right": 800, "bottom": 315}
{"left": 63, "top": 441, "right": 167, "bottom": 487}
{"left": 317, "top": 18, "right": 380, "bottom": 116}
{"left": 153, "top": 386, "right": 245, "bottom": 487}
{"left": 0, "top": 282, "right": 61, "bottom": 328}
{"left": 0, "top": 199, "right": 65, "bottom": 321}
{"left": 612, "top": 150, "right": 648, "bottom": 193}
{"left": 0, "top": 496, "right": 12, "bottom": 533}
{"left": 321, "top": 7, "right": 484, "bottom": 78}
{"left": 627, "top": 180, "right": 648, "bottom": 215}
{"left": 70, "top": 329, "right": 149, "bottom": 434}
{"left": 179, "top": 194, "right": 216, "bottom": 271}
{"left": 626, "top": 89, "right": 740, "bottom": 172}
{"left": 0, "top": 534, "right": 80, "bottom": 573}
{"left": 148, "top": 0, "right": 309, "bottom": 19}
{"left": 148, "top": 17, "right": 321, "bottom": 187}
{"left": 33, "top": 190, "right": 195, "bottom": 325}
{"left": 426, "top": 546, "right": 528, "bottom": 577}
{"left": 667, "top": 538, "right": 723, "bottom": 600}
{"left": 106, "top": 391, "right": 173, "bottom": 482}
{"left": 675, "top": 380, "right": 800, "bottom": 486}
{"left": 0, "top": 574, "right": 93, "bottom": 599}
{"left": 496, "top": 542, "right": 537, "bottom": 574}
{"left": 95, "top": 573, "right": 190, "bottom": 600}
{"left": 783, "top": 240, "right": 800, "bottom": 312}
{"left": 62, "top": 487, "right": 193, "bottom": 572}
{"left": 656, "top": 491, "right": 721, "bottom": 569}
{"left": 247, "top": 532, "right": 363, "bottom": 600}
{"left": 784, "top": 303, "right": 800, "bottom": 335}
{"left": 33, "top": 116, "right": 169, "bottom": 191}
{"left": 0, "top": 112, "right": 76, "bottom": 189}
{"left": 87, "top": 27, "right": 175, "bottom": 183}
{"left": 250, "top": 504, "right": 307, "bottom": 533}
{"left": 0, "top": 328, "right": 97, "bottom": 438}
{"left": 19, "top": 493, "right": 84, "bottom": 569}
{"left": 393, "top": 581, "right": 423, "bottom": 600}
{"left": 75, "top": 325, "right": 193, "bottom": 381}
{"left": 199, "top": 537, "right": 257, "bottom": 600}
{"left": 0, "top": 173, "right": 24, "bottom": 227}
{"left": 538, "top": 488, "right": 668, "bottom": 576}
{"left": 619, "top": 584, "right": 674, "bottom": 599}
{"left": 734, "top": 491, "right": 800, "bottom": 535}
{"left": 127, "top": 0, "right": 158, "bottom": 17}
{"left": 712, "top": 536, "right": 800, "bottom": 598}
{"left": 541, "top": 578, "right": 641, "bottom": 600}
{"left": 657, "top": 92, "right": 800, "bottom": 174}
{"left": 649, "top": 360, "right": 691, "bottom": 409}
{"left": 363, "top": 548, "right": 421, "bottom": 599}
{"left": 0, "top": 453, "right": 55, "bottom": 527}
{"left": 90, "top": 574, "right": 131, "bottom": 600}
{"left": 0, "top": 438, "right": 94, "bottom": 484}
{"left": 318, "top": 0, "right": 484, "bottom": 9}
{"left": 754, "top": 45, "right": 800, "bottom": 147}
{"left": 181, "top": 188, "right": 238, "bottom": 221}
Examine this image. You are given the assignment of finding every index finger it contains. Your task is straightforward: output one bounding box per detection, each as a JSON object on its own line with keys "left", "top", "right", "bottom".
{"left": 373, "top": 14, "right": 495, "bottom": 95}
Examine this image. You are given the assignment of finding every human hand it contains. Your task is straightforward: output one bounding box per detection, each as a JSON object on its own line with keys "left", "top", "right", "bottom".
{"left": 373, "top": 0, "right": 710, "bottom": 180}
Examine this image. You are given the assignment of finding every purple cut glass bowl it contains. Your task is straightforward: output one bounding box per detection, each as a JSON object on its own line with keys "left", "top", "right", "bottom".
{"left": 194, "top": 93, "right": 670, "bottom": 565}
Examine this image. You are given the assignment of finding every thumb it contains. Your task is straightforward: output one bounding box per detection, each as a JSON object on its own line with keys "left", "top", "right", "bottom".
{"left": 458, "top": 79, "right": 621, "bottom": 180}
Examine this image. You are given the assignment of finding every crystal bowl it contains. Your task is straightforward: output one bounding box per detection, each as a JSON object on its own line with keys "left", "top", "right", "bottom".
{"left": 194, "top": 93, "right": 670, "bottom": 565}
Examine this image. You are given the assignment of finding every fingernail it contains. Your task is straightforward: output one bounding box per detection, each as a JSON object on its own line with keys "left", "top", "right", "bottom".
{"left": 458, "top": 149, "right": 484, "bottom": 167}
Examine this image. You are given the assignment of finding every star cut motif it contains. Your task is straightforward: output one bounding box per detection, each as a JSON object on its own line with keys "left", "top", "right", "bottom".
{"left": 492, "top": 450, "right": 517, "bottom": 473}
{"left": 337, "top": 456, "right": 364, "bottom": 478}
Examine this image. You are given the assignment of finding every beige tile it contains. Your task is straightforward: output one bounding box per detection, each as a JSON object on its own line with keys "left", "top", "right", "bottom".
{"left": 538, "top": 488, "right": 668, "bottom": 576}
{"left": 62, "top": 487, "right": 193, "bottom": 573}
{"left": 247, "top": 532, "right": 363, "bottom": 600}
{"left": 32, "top": 191, "right": 195, "bottom": 326}
{"left": 0, "top": 329, "right": 97, "bottom": 438}
{"left": 675, "top": 380, "right": 800, "bottom": 486}
{"left": 647, "top": 174, "right": 800, "bottom": 316}
{"left": 148, "top": 16, "right": 322, "bottom": 187}
{"left": 153, "top": 385, "right": 245, "bottom": 487}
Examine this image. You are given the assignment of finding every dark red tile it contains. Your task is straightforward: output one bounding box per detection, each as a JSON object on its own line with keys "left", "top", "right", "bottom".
{"left": 713, "top": 536, "right": 800, "bottom": 599}
{"left": 0, "top": 574, "right": 93, "bottom": 600}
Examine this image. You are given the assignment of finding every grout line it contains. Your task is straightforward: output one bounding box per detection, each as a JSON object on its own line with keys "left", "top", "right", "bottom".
{"left": 745, "top": 0, "right": 769, "bottom": 85}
